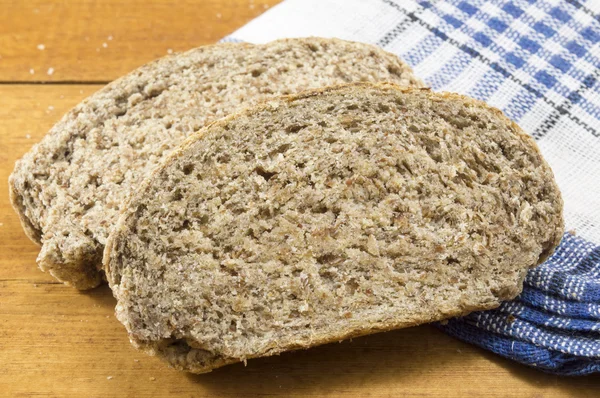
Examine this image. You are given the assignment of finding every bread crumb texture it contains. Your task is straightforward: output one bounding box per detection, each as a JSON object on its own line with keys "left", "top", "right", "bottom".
{"left": 9, "top": 38, "right": 423, "bottom": 289}
{"left": 106, "top": 83, "right": 564, "bottom": 373}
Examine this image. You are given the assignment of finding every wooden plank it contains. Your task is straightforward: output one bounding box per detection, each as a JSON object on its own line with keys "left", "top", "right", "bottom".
{"left": 2, "top": 84, "right": 600, "bottom": 396}
{"left": 0, "top": 0, "right": 281, "bottom": 83}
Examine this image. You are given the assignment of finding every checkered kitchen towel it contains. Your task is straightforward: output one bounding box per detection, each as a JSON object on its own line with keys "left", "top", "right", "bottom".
{"left": 226, "top": 0, "right": 600, "bottom": 375}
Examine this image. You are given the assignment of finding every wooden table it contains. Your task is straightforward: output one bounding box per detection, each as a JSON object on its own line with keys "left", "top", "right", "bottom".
{"left": 0, "top": 1, "right": 598, "bottom": 396}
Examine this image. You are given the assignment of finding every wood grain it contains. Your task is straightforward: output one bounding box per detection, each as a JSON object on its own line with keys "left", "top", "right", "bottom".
{"left": 1, "top": 2, "right": 599, "bottom": 396}
{"left": 0, "top": 0, "right": 280, "bottom": 82}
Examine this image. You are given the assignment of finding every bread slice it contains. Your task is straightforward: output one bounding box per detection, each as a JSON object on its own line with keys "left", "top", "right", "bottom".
{"left": 9, "top": 38, "right": 424, "bottom": 289}
{"left": 104, "top": 83, "right": 564, "bottom": 373}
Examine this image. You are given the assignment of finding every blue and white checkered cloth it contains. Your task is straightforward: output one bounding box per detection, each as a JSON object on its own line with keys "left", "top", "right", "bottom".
{"left": 227, "top": 0, "right": 600, "bottom": 375}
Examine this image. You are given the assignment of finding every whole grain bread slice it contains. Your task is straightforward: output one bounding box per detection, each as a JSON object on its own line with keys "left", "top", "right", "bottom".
{"left": 9, "top": 38, "right": 423, "bottom": 289}
{"left": 104, "top": 83, "right": 564, "bottom": 373}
